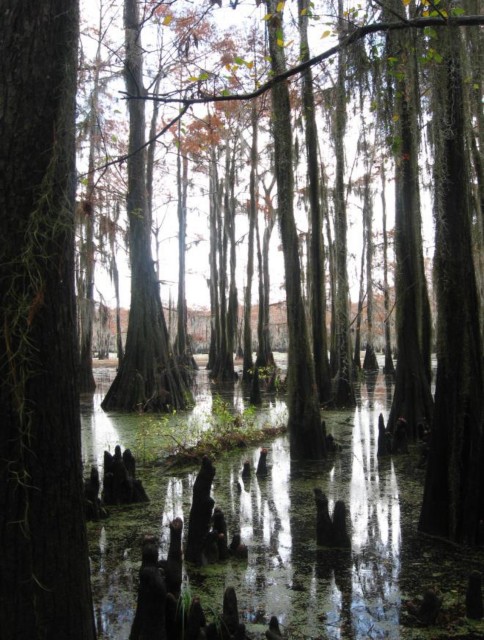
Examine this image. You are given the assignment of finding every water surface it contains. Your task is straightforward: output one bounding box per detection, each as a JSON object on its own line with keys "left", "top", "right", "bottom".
{"left": 82, "top": 356, "right": 484, "bottom": 639}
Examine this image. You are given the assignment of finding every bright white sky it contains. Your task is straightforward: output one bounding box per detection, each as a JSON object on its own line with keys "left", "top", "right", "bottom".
{"left": 82, "top": 0, "right": 434, "bottom": 312}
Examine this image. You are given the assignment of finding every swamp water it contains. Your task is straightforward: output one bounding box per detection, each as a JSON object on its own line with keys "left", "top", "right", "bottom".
{"left": 81, "top": 356, "right": 484, "bottom": 639}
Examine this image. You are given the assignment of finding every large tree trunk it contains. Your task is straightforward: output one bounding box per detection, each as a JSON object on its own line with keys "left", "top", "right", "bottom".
{"left": 385, "top": 8, "right": 433, "bottom": 437}
{"left": 298, "top": 0, "right": 332, "bottom": 404}
{"left": 0, "top": 2, "right": 96, "bottom": 637}
{"left": 266, "top": 0, "right": 326, "bottom": 460}
{"left": 102, "top": 0, "right": 190, "bottom": 412}
{"left": 419, "top": 20, "right": 484, "bottom": 544}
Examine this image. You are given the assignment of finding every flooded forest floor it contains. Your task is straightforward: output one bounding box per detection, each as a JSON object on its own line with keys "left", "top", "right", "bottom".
{"left": 81, "top": 355, "right": 484, "bottom": 639}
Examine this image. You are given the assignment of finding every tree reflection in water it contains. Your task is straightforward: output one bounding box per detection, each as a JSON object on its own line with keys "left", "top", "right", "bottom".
{"left": 83, "top": 359, "right": 481, "bottom": 639}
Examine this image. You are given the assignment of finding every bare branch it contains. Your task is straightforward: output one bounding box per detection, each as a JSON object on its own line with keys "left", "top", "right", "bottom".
{"left": 124, "top": 15, "right": 484, "bottom": 107}
{"left": 80, "top": 103, "right": 190, "bottom": 177}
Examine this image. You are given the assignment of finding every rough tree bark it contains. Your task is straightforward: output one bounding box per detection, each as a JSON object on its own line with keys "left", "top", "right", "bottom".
{"left": 0, "top": 1, "right": 96, "bottom": 637}
{"left": 419, "top": 19, "right": 484, "bottom": 544}
{"left": 265, "top": 0, "right": 326, "bottom": 459}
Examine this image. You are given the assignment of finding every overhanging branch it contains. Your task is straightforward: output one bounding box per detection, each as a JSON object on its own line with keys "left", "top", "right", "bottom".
{"left": 125, "top": 15, "right": 484, "bottom": 106}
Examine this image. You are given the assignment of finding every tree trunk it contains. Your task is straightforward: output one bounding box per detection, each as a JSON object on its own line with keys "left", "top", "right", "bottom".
{"left": 353, "top": 237, "right": 366, "bottom": 372}
{"left": 102, "top": 0, "right": 191, "bottom": 412}
{"left": 332, "top": 1, "right": 356, "bottom": 407}
{"left": 419, "top": 20, "right": 484, "bottom": 544}
{"left": 385, "top": 24, "right": 433, "bottom": 437}
{"left": 255, "top": 180, "right": 276, "bottom": 369}
{"left": 0, "top": 2, "right": 96, "bottom": 637}
{"left": 77, "top": 201, "right": 97, "bottom": 391}
{"left": 211, "top": 136, "right": 238, "bottom": 382}
{"left": 266, "top": 0, "right": 326, "bottom": 459}
{"left": 380, "top": 163, "right": 395, "bottom": 375}
{"left": 207, "top": 150, "right": 221, "bottom": 371}
{"left": 362, "top": 171, "right": 379, "bottom": 372}
{"left": 298, "top": 0, "right": 332, "bottom": 404}
{"left": 242, "top": 105, "right": 258, "bottom": 382}
{"left": 463, "top": 2, "right": 484, "bottom": 346}
{"left": 174, "top": 134, "right": 197, "bottom": 371}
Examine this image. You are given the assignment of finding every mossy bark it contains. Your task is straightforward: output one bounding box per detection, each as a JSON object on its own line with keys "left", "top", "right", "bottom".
{"left": 0, "top": 1, "right": 96, "bottom": 637}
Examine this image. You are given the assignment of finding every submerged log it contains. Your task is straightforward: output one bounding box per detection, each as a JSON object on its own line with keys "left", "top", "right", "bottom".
{"left": 185, "top": 456, "right": 216, "bottom": 565}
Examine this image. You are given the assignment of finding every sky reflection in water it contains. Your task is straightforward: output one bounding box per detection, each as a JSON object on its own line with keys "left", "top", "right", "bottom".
{"left": 82, "top": 363, "right": 409, "bottom": 639}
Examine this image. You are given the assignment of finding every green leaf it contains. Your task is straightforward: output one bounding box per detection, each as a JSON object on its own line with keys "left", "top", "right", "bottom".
{"left": 423, "top": 26, "right": 437, "bottom": 39}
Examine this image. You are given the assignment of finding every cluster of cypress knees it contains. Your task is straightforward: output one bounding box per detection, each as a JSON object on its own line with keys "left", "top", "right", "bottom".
{"left": 84, "top": 435, "right": 483, "bottom": 637}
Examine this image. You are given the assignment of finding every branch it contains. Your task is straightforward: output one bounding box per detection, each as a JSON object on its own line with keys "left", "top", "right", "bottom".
{"left": 79, "top": 103, "right": 190, "bottom": 177}
{"left": 127, "top": 15, "right": 484, "bottom": 106}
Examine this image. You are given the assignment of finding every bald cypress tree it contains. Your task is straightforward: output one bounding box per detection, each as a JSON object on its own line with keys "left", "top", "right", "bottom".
{"left": 419, "top": 16, "right": 484, "bottom": 543}
{"left": 265, "top": 0, "right": 326, "bottom": 459}
{"left": 102, "top": 0, "right": 191, "bottom": 412}
{"left": 0, "top": 1, "right": 96, "bottom": 636}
